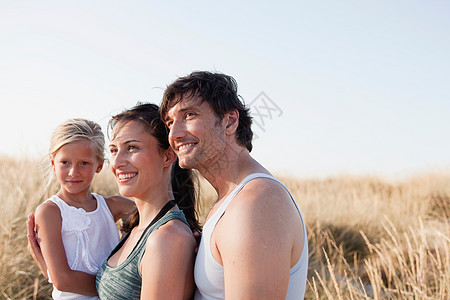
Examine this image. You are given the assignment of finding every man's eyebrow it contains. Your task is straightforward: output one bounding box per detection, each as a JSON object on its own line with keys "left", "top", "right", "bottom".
{"left": 176, "top": 105, "right": 199, "bottom": 114}
{"left": 164, "top": 105, "right": 198, "bottom": 122}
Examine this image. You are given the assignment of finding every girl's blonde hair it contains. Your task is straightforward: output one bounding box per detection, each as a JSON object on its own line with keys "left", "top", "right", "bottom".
{"left": 49, "top": 118, "right": 105, "bottom": 161}
{"left": 41, "top": 118, "right": 105, "bottom": 195}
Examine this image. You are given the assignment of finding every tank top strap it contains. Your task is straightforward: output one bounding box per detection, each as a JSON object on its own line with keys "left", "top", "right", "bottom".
{"left": 205, "top": 173, "right": 279, "bottom": 229}
{"left": 225, "top": 173, "right": 276, "bottom": 205}
{"left": 135, "top": 210, "right": 189, "bottom": 264}
{"left": 92, "top": 193, "right": 105, "bottom": 209}
{"left": 245, "top": 174, "right": 305, "bottom": 226}
{"left": 153, "top": 209, "right": 189, "bottom": 232}
{"left": 92, "top": 193, "right": 114, "bottom": 218}
{"left": 45, "top": 195, "right": 72, "bottom": 218}
{"left": 47, "top": 194, "right": 104, "bottom": 215}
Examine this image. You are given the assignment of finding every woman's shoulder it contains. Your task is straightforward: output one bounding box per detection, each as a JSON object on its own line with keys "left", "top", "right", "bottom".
{"left": 146, "top": 214, "right": 195, "bottom": 252}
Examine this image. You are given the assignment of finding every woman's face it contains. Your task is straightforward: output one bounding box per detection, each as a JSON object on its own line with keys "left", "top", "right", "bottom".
{"left": 109, "top": 120, "right": 169, "bottom": 200}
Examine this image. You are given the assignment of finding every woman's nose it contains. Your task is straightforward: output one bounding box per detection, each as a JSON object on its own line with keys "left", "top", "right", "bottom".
{"left": 110, "top": 150, "right": 126, "bottom": 169}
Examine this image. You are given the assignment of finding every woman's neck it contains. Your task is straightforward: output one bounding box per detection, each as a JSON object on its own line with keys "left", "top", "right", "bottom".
{"left": 133, "top": 189, "right": 174, "bottom": 230}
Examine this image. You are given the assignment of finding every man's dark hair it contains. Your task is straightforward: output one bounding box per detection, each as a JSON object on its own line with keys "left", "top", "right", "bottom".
{"left": 160, "top": 71, "right": 253, "bottom": 152}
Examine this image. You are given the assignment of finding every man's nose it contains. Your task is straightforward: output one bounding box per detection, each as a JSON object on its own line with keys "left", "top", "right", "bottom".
{"left": 168, "top": 119, "right": 186, "bottom": 142}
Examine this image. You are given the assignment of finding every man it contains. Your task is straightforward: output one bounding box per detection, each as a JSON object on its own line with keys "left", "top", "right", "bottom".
{"left": 160, "top": 71, "right": 308, "bottom": 300}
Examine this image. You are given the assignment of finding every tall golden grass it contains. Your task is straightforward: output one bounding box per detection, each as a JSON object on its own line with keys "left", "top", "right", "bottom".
{"left": 1, "top": 156, "right": 449, "bottom": 299}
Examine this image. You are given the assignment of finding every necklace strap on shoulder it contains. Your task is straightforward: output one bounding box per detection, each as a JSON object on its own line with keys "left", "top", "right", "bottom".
{"left": 108, "top": 200, "right": 178, "bottom": 260}
{"left": 144, "top": 199, "right": 177, "bottom": 233}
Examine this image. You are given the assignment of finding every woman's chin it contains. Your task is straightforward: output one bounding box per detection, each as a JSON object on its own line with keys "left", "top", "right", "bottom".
{"left": 118, "top": 187, "right": 134, "bottom": 198}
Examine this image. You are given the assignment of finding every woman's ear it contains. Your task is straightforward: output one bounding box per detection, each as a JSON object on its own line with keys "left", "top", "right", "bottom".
{"left": 163, "top": 148, "right": 177, "bottom": 167}
{"left": 224, "top": 109, "right": 239, "bottom": 136}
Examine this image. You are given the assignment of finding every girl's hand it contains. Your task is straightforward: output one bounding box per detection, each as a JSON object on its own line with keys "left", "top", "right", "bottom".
{"left": 27, "top": 213, "right": 48, "bottom": 279}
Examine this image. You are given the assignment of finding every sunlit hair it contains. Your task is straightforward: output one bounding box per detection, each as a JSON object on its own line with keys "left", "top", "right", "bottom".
{"left": 160, "top": 71, "right": 253, "bottom": 152}
{"left": 49, "top": 118, "right": 105, "bottom": 162}
{"left": 108, "top": 102, "right": 201, "bottom": 233}
{"left": 44, "top": 118, "right": 105, "bottom": 191}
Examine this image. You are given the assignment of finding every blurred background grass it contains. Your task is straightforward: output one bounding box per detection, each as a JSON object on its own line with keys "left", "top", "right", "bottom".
{"left": 1, "top": 156, "right": 448, "bottom": 299}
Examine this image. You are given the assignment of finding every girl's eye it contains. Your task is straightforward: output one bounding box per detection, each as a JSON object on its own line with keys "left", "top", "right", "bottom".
{"left": 81, "top": 162, "right": 89, "bottom": 166}
{"left": 61, "top": 161, "right": 69, "bottom": 165}
{"left": 128, "top": 145, "right": 138, "bottom": 151}
{"left": 110, "top": 148, "right": 117, "bottom": 154}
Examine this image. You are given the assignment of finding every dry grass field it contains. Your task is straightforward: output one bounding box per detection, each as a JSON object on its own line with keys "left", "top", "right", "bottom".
{"left": 1, "top": 156, "right": 449, "bottom": 299}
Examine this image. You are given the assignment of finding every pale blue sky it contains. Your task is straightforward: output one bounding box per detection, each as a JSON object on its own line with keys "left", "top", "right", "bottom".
{"left": 1, "top": 1, "right": 449, "bottom": 178}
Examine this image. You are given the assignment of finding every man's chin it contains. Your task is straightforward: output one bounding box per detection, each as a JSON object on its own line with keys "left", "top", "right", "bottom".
{"left": 177, "top": 157, "right": 197, "bottom": 170}
{"left": 178, "top": 160, "right": 191, "bottom": 169}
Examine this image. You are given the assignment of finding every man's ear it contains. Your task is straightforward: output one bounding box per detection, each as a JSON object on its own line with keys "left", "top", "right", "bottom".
{"left": 163, "top": 148, "right": 177, "bottom": 167}
{"left": 224, "top": 109, "right": 239, "bottom": 135}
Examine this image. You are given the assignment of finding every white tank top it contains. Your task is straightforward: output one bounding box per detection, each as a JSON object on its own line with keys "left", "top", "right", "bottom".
{"left": 194, "top": 173, "right": 308, "bottom": 300}
{"left": 45, "top": 193, "right": 120, "bottom": 300}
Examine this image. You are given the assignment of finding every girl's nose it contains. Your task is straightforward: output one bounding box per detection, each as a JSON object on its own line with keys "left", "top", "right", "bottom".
{"left": 68, "top": 165, "right": 79, "bottom": 176}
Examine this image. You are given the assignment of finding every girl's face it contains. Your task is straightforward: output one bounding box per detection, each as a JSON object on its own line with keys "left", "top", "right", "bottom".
{"left": 109, "top": 120, "right": 173, "bottom": 200}
{"left": 51, "top": 139, "right": 103, "bottom": 199}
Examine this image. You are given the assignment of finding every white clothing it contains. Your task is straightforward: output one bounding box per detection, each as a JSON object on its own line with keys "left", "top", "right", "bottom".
{"left": 194, "top": 173, "right": 308, "bottom": 300}
{"left": 44, "top": 193, "right": 120, "bottom": 300}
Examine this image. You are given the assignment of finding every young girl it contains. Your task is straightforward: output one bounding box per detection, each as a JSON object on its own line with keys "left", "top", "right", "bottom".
{"left": 33, "top": 118, "right": 135, "bottom": 299}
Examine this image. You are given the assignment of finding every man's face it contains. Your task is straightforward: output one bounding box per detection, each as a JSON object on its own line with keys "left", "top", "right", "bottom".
{"left": 164, "top": 95, "right": 226, "bottom": 170}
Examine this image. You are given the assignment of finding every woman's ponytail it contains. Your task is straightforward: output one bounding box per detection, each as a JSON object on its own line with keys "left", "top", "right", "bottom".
{"left": 171, "top": 158, "right": 201, "bottom": 233}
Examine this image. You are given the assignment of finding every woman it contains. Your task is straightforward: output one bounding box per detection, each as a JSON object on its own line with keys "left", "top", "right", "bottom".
{"left": 28, "top": 103, "right": 200, "bottom": 299}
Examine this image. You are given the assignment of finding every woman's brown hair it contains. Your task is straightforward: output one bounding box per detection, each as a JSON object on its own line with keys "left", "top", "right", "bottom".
{"left": 108, "top": 102, "right": 201, "bottom": 233}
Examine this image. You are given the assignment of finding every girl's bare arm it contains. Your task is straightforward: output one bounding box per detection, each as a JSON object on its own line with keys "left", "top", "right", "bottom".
{"left": 34, "top": 202, "right": 97, "bottom": 296}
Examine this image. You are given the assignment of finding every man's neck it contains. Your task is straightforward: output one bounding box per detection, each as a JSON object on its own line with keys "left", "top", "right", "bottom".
{"left": 198, "top": 145, "right": 268, "bottom": 200}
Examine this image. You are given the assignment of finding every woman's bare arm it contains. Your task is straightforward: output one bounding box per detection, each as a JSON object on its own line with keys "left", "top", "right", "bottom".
{"left": 140, "top": 220, "right": 196, "bottom": 300}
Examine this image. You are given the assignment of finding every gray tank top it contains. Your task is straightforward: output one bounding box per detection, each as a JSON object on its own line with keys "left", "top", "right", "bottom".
{"left": 96, "top": 210, "right": 189, "bottom": 299}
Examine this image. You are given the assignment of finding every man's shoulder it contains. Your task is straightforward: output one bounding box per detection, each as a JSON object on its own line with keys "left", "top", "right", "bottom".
{"left": 219, "top": 176, "right": 295, "bottom": 227}
{"left": 233, "top": 176, "right": 292, "bottom": 207}
{"left": 215, "top": 175, "right": 301, "bottom": 257}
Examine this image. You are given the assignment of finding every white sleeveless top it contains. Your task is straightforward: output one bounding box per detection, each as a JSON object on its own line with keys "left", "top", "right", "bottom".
{"left": 194, "top": 173, "right": 308, "bottom": 300}
{"left": 45, "top": 193, "right": 120, "bottom": 300}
